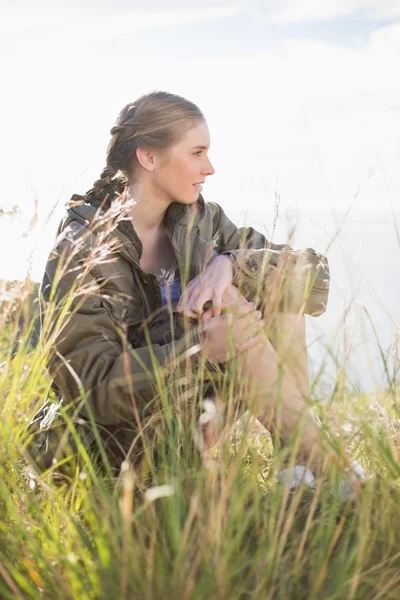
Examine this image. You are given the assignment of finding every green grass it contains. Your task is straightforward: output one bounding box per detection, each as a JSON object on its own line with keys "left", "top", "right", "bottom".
{"left": 1, "top": 273, "right": 400, "bottom": 600}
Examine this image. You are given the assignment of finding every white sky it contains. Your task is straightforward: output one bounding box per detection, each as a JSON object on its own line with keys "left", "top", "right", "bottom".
{"left": 0, "top": 0, "right": 399, "bottom": 281}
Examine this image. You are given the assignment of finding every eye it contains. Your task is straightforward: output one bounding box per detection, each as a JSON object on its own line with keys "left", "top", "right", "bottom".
{"left": 193, "top": 151, "right": 202, "bottom": 156}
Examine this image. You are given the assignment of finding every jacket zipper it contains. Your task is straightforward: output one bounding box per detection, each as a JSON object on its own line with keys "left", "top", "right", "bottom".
{"left": 187, "top": 226, "right": 199, "bottom": 283}
{"left": 141, "top": 272, "right": 163, "bottom": 313}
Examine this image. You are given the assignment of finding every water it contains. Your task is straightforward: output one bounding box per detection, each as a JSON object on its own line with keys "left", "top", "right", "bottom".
{"left": 228, "top": 208, "right": 400, "bottom": 397}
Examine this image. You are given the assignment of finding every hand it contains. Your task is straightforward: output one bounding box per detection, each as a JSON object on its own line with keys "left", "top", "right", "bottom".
{"left": 199, "top": 301, "right": 265, "bottom": 363}
{"left": 176, "top": 255, "right": 233, "bottom": 319}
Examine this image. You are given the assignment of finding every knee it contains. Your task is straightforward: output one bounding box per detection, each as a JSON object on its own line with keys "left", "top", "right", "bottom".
{"left": 272, "top": 313, "right": 307, "bottom": 334}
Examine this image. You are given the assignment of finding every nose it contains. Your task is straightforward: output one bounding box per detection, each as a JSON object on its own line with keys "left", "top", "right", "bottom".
{"left": 203, "top": 157, "right": 215, "bottom": 177}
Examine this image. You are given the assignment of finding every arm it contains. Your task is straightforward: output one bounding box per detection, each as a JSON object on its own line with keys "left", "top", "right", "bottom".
{"left": 41, "top": 243, "right": 202, "bottom": 426}
{"left": 209, "top": 202, "right": 330, "bottom": 316}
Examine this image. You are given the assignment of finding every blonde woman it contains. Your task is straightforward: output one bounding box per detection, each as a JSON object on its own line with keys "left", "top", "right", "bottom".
{"left": 28, "top": 91, "right": 364, "bottom": 496}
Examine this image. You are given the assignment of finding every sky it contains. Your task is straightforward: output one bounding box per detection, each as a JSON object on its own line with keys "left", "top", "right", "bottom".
{"left": 0, "top": 0, "right": 399, "bottom": 282}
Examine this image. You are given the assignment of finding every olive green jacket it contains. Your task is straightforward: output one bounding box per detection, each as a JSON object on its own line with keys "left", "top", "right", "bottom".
{"left": 40, "top": 195, "right": 329, "bottom": 427}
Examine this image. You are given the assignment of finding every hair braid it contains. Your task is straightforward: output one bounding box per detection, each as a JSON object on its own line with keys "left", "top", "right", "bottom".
{"left": 84, "top": 164, "right": 127, "bottom": 211}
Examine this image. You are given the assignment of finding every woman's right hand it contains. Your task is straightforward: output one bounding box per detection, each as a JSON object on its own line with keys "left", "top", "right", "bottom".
{"left": 199, "top": 299, "right": 265, "bottom": 363}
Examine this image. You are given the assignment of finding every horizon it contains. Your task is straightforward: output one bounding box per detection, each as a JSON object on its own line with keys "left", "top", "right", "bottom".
{"left": 0, "top": 202, "right": 399, "bottom": 283}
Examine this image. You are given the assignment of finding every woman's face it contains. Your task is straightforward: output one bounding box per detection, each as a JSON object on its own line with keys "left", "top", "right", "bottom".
{"left": 153, "top": 119, "right": 215, "bottom": 205}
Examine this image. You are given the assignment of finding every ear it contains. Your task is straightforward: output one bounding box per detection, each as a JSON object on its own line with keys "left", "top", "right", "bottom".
{"left": 135, "top": 147, "right": 157, "bottom": 172}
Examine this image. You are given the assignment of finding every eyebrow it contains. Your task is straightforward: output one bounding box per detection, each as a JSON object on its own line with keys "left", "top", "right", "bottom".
{"left": 191, "top": 145, "right": 209, "bottom": 150}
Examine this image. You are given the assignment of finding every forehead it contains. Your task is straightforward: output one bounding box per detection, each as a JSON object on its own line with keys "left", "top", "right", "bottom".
{"left": 178, "top": 120, "right": 210, "bottom": 148}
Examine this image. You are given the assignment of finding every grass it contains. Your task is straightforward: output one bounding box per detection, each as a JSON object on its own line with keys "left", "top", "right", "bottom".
{"left": 1, "top": 218, "right": 400, "bottom": 599}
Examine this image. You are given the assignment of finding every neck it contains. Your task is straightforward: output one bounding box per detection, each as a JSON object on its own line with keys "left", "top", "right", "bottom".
{"left": 126, "top": 180, "right": 172, "bottom": 232}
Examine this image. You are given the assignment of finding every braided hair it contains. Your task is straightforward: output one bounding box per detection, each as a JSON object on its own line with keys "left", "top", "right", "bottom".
{"left": 82, "top": 91, "right": 205, "bottom": 212}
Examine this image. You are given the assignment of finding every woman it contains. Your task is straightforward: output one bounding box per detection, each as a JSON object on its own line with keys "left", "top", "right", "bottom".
{"left": 27, "top": 90, "right": 363, "bottom": 495}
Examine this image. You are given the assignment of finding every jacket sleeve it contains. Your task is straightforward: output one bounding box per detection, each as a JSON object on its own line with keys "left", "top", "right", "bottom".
{"left": 41, "top": 241, "right": 202, "bottom": 426}
{"left": 209, "top": 202, "right": 330, "bottom": 317}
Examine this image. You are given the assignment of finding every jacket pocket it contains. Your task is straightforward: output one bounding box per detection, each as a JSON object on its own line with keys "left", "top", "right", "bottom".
{"left": 101, "top": 296, "right": 144, "bottom": 329}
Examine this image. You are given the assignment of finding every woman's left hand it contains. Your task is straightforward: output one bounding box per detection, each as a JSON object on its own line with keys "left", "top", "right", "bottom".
{"left": 176, "top": 255, "right": 233, "bottom": 318}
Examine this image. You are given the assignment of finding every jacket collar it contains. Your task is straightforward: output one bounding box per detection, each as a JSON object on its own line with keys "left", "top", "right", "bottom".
{"left": 60, "top": 194, "right": 206, "bottom": 267}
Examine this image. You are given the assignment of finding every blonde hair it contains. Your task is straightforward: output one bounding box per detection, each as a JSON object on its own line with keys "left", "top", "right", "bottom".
{"left": 83, "top": 90, "right": 204, "bottom": 210}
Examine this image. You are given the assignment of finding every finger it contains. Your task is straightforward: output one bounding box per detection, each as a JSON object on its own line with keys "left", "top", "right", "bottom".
{"left": 178, "top": 299, "right": 198, "bottom": 319}
{"left": 179, "top": 284, "right": 200, "bottom": 313}
{"left": 239, "top": 333, "right": 264, "bottom": 354}
{"left": 193, "top": 289, "right": 213, "bottom": 315}
{"left": 211, "top": 291, "right": 223, "bottom": 317}
{"left": 201, "top": 308, "right": 213, "bottom": 324}
{"left": 176, "top": 291, "right": 189, "bottom": 313}
{"left": 239, "top": 312, "right": 263, "bottom": 328}
{"left": 249, "top": 316, "right": 265, "bottom": 332}
{"left": 233, "top": 302, "right": 258, "bottom": 318}
{"left": 206, "top": 296, "right": 252, "bottom": 315}
{"left": 177, "top": 287, "right": 198, "bottom": 315}
{"left": 176, "top": 278, "right": 198, "bottom": 311}
{"left": 181, "top": 306, "right": 198, "bottom": 319}
{"left": 247, "top": 319, "right": 265, "bottom": 338}
{"left": 246, "top": 309, "right": 263, "bottom": 323}
{"left": 233, "top": 316, "right": 265, "bottom": 345}
{"left": 208, "top": 301, "right": 239, "bottom": 314}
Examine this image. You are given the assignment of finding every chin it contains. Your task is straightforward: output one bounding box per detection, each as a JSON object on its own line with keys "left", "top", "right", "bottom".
{"left": 175, "top": 196, "right": 199, "bottom": 205}
{"left": 171, "top": 187, "right": 202, "bottom": 205}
